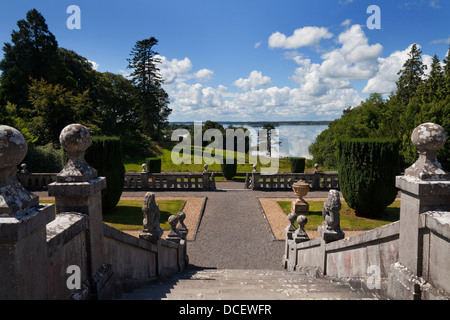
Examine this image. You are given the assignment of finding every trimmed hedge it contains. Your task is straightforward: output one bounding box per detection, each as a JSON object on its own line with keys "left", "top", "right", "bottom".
{"left": 145, "top": 157, "right": 162, "bottom": 173}
{"left": 289, "top": 157, "right": 306, "bottom": 173}
{"left": 85, "top": 136, "right": 125, "bottom": 214}
{"left": 22, "top": 143, "right": 65, "bottom": 173}
{"left": 221, "top": 160, "right": 237, "bottom": 180}
{"left": 337, "top": 138, "right": 400, "bottom": 218}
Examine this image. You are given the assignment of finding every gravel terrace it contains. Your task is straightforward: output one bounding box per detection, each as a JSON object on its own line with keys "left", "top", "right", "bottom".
{"left": 37, "top": 181, "right": 362, "bottom": 270}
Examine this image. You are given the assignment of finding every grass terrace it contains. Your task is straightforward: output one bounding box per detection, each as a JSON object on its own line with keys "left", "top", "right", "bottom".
{"left": 278, "top": 199, "right": 401, "bottom": 230}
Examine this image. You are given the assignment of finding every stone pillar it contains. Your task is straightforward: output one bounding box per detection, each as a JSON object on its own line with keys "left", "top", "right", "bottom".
{"left": 0, "top": 125, "right": 55, "bottom": 299}
{"left": 47, "top": 124, "right": 111, "bottom": 299}
{"left": 312, "top": 164, "right": 321, "bottom": 190}
{"left": 203, "top": 164, "right": 210, "bottom": 190}
{"left": 388, "top": 123, "right": 450, "bottom": 300}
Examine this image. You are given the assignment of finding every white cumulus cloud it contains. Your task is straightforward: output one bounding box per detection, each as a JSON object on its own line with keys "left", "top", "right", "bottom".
{"left": 233, "top": 70, "right": 272, "bottom": 91}
{"left": 268, "top": 26, "right": 333, "bottom": 49}
{"left": 363, "top": 44, "right": 433, "bottom": 94}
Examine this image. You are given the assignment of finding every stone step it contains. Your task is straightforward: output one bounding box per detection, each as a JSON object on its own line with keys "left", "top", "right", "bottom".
{"left": 118, "top": 268, "right": 378, "bottom": 300}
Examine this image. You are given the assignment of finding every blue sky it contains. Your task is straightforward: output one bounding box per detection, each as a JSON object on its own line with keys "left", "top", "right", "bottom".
{"left": 1, "top": 0, "right": 449, "bottom": 122}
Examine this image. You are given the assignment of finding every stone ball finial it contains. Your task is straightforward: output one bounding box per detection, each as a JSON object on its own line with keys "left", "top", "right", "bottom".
{"left": 406, "top": 123, "right": 448, "bottom": 180}
{"left": 56, "top": 124, "right": 97, "bottom": 182}
{"left": 59, "top": 124, "right": 92, "bottom": 154}
{"left": 0, "top": 125, "right": 39, "bottom": 216}
{"left": 411, "top": 122, "right": 446, "bottom": 157}
{"left": 0, "top": 125, "right": 28, "bottom": 171}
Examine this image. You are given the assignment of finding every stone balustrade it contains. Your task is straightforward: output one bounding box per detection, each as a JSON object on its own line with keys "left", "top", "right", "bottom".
{"left": 245, "top": 167, "right": 339, "bottom": 191}
{"left": 18, "top": 165, "right": 339, "bottom": 191}
{"left": 124, "top": 170, "right": 216, "bottom": 191}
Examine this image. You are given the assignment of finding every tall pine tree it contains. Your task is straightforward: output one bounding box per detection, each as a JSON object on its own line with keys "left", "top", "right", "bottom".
{"left": 0, "top": 9, "right": 62, "bottom": 110}
{"left": 395, "top": 44, "right": 426, "bottom": 106}
{"left": 127, "top": 37, "right": 171, "bottom": 139}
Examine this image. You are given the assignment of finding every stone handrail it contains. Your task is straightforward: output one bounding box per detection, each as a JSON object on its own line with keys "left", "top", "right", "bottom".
{"left": 245, "top": 171, "right": 339, "bottom": 191}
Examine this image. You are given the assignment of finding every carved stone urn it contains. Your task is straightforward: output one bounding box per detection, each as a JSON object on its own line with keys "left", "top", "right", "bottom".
{"left": 291, "top": 180, "right": 310, "bottom": 215}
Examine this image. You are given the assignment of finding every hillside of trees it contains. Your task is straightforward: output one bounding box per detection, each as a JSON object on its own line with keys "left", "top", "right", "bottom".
{"left": 0, "top": 9, "right": 170, "bottom": 159}
{"left": 309, "top": 44, "right": 450, "bottom": 171}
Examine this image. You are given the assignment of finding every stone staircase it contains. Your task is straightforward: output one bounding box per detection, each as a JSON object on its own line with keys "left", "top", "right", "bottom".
{"left": 119, "top": 267, "right": 378, "bottom": 300}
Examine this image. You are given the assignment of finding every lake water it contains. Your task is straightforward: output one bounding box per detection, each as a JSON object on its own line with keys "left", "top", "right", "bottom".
{"left": 221, "top": 124, "right": 328, "bottom": 159}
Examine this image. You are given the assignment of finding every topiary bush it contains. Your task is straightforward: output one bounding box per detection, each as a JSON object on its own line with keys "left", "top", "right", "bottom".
{"left": 145, "top": 157, "right": 162, "bottom": 173}
{"left": 221, "top": 159, "right": 237, "bottom": 180}
{"left": 85, "top": 136, "right": 125, "bottom": 214}
{"left": 289, "top": 157, "right": 306, "bottom": 173}
{"left": 337, "top": 138, "right": 400, "bottom": 218}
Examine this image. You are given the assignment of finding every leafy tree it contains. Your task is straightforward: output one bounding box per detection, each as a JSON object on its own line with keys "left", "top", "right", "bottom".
{"left": 0, "top": 9, "right": 62, "bottom": 110}
{"left": 127, "top": 37, "right": 171, "bottom": 139}
{"left": 26, "top": 78, "right": 99, "bottom": 144}
{"left": 57, "top": 47, "right": 96, "bottom": 94}
{"left": 92, "top": 72, "right": 139, "bottom": 135}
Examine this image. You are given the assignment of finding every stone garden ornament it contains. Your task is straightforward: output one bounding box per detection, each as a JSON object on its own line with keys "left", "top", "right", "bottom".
{"left": 318, "top": 189, "right": 345, "bottom": 243}
{"left": 140, "top": 192, "right": 163, "bottom": 243}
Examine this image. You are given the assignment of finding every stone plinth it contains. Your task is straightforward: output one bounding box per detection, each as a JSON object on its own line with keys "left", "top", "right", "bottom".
{"left": 47, "top": 124, "right": 111, "bottom": 299}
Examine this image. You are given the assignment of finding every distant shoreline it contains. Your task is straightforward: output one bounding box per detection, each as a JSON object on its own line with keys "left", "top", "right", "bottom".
{"left": 170, "top": 121, "right": 331, "bottom": 127}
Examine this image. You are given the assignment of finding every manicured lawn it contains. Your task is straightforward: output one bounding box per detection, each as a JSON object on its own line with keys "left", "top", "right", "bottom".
{"left": 123, "top": 144, "right": 319, "bottom": 175}
{"left": 278, "top": 200, "right": 400, "bottom": 230}
{"left": 103, "top": 199, "right": 186, "bottom": 231}
{"left": 40, "top": 199, "right": 186, "bottom": 231}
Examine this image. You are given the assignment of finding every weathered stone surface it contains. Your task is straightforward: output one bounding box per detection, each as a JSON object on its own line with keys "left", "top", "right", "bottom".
{"left": 294, "top": 214, "right": 309, "bottom": 243}
{"left": 0, "top": 125, "right": 39, "bottom": 216}
{"left": 405, "top": 122, "right": 449, "bottom": 181}
{"left": 57, "top": 124, "right": 97, "bottom": 182}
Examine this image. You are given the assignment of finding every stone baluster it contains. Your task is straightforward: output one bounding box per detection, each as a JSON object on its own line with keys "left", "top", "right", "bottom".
{"left": 0, "top": 125, "right": 55, "bottom": 299}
